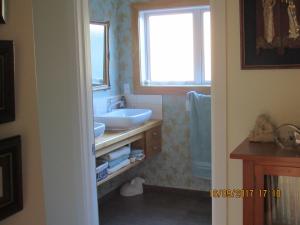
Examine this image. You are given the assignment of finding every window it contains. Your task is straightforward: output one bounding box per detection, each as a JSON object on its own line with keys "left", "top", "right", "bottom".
{"left": 132, "top": 2, "right": 211, "bottom": 95}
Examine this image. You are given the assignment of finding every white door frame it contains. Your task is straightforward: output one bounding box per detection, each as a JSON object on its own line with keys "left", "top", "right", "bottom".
{"left": 75, "top": 0, "right": 229, "bottom": 224}
{"left": 211, "top": 0, "right": 228, "bottom": 225}
{"left": 73, "top": 0, "right": 228, "bottom": 224}
{"left": 33, "top": 0, "right": 99, "bottom": 224}
{"left": 74, "top": 0, "right": 100, "bottom": 224}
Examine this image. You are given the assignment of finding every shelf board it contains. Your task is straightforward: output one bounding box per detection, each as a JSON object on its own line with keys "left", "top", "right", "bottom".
{"left": 97, "top": 158, "right": 145, "bottom": 186}
{"left": 95, "top": 120, "right": 162, "bottom": 151}
{"left": 95, "top": 133, "right": 143, "bottom": 158}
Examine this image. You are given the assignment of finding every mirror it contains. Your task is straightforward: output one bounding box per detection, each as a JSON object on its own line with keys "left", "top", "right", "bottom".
{"left": 89, "top": 21, "right": 110, "bottom": 90}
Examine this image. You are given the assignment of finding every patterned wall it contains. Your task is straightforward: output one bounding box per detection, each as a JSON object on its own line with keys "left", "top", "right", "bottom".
{"left": 90, "top": 0, "right": 211, "bottom": 195}
{"left": 141, "top": 95, "right": 210, "bottom": 190}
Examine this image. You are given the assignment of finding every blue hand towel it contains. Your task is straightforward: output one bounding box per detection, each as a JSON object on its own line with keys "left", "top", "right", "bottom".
{"left": 187, "top": 91, "right": 211, "bottom": 180}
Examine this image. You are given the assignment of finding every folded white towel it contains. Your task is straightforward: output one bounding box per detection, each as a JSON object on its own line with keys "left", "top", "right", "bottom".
{"left": 107, "top": 159, "right": 130, "bottom": 174}
{"left": 103, "top": 146, "right": 131, "bottom": 161}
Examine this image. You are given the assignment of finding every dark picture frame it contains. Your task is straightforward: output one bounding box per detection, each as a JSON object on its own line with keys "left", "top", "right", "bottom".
{"left": 0, "top": 41, "right": 15, "bottom": 124}
{"left": 0, "top": 0, "right": 6, "bottom": 24}
{"left": 241, "top": 0, "right": 300, "bottom": 69}
{"left": 0, "top": 136, "right": 23, "bottom": 221}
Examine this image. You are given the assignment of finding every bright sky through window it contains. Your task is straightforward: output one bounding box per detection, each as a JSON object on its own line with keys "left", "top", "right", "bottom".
{"left": 203, "top": 11, "right": 211, "bottom": 82}
{"left": 139, "top": 6, "right": 211, "bottom": 86}
{"left": 148, "top": 13, "right": 194, "bottom": 82}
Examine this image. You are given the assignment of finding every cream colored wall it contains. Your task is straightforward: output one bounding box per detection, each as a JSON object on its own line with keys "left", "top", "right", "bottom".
{"left": 0, "top": 0, "right": 46, "bottom": 224}
{"left": 227, "top": 0, "right": 300, "bottom": 224}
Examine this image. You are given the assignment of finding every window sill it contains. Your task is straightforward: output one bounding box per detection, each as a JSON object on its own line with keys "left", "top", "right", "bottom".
{"left": 133, "top": 85, "right": 211, "bottom": 95}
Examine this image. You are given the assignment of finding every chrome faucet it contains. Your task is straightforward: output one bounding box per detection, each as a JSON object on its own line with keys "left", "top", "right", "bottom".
{"left": 107, "top": 96, "right": 126, "bottom": 112}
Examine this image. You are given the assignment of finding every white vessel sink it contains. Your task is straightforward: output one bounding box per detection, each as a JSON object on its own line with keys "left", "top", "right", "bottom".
{"left": 95, "top": 109, "right": 152, "bottom": 130}
{"left": 94, "top": 122, "right": 105, "bottom": 137}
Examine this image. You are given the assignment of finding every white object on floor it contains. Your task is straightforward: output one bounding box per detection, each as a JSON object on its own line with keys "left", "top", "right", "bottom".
{"left": 120, "top": 177, "right": 145, "bottom": 197}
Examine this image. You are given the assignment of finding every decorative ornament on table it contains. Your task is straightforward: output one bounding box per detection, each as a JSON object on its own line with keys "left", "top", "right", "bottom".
{"left": 275, "top": 124, "right": 300, "bottom": 149}
{"left": 249, "top": 114, "right": 276, "bottom": 143}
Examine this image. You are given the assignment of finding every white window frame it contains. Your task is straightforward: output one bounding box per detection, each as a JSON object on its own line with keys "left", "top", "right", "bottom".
{"left": 138, "top": 6, "right": 211, "bottom": 87}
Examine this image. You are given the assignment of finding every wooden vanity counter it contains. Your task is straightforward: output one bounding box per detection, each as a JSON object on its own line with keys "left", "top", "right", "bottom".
{"left": 95, "top": 120, "right": 162, "bottom": 186}
{"left": 95, "top": 120, "right": 162, "bottom": 158}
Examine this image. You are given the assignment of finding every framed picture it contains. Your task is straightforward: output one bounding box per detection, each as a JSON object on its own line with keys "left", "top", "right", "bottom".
{"left": 0, "top": 0, "right": 6, "bottom": 24}
{"left": 0, "top": 136, "right": 23, "bottom": 221}
{"left": 0, "top": 41, "right": 15, "bottom": 124}
{"left": 241, "top": 0, "right": 300, "bottom": 69}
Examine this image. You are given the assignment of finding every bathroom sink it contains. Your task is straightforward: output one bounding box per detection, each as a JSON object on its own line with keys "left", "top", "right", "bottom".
{"left": 95, "top": 109, "right": 152, "bottom": 130}
{"left": 94, "top": 122, "right": 105, "bottom": 137}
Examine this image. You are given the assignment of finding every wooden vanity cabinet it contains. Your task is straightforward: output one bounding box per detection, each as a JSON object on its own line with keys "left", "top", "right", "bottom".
{"left": 145, "top": 125, "right": 162, "bottom": 157}
{"left": 130, "top": 124, "right": 162, "bottom": 158}
{"left": 96, "top": 120, "right": 162, "bottom": 159}
{"left": 95, "top": 120, "right": 162, "bottom": 186}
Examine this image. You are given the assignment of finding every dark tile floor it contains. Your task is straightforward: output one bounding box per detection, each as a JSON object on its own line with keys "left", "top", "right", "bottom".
{"left": 99, "top": 189, "right": 212, "bottom": 225}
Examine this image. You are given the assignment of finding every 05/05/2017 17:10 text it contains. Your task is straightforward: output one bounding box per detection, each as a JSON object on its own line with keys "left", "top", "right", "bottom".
{"left": 210, "top": 189, "right": 281, "bottom": 199}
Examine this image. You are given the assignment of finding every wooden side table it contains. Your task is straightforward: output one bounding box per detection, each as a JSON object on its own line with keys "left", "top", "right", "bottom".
{"left": 230, "top": 139, "right": 300, "bottom": 225}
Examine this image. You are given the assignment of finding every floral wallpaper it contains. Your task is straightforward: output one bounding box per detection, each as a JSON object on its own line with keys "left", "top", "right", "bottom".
{"left": 141, "top": 95, "right": 211, "bottom": 190}
{"left": 90, "top": 0, "right": 211, "bottom": 197}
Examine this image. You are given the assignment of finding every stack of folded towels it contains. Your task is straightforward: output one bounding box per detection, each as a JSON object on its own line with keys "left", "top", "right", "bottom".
{"left": 95, "top": 159, "right": 108, "bottom": 182}
{"left": 102, "top": 146, "right": 131, "bottom": 175}
{"left": 130, "top": 149, "right": 145, "bottom": 161}
{"left": 96, "top": 146, "right": 146, "bottom": 181}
